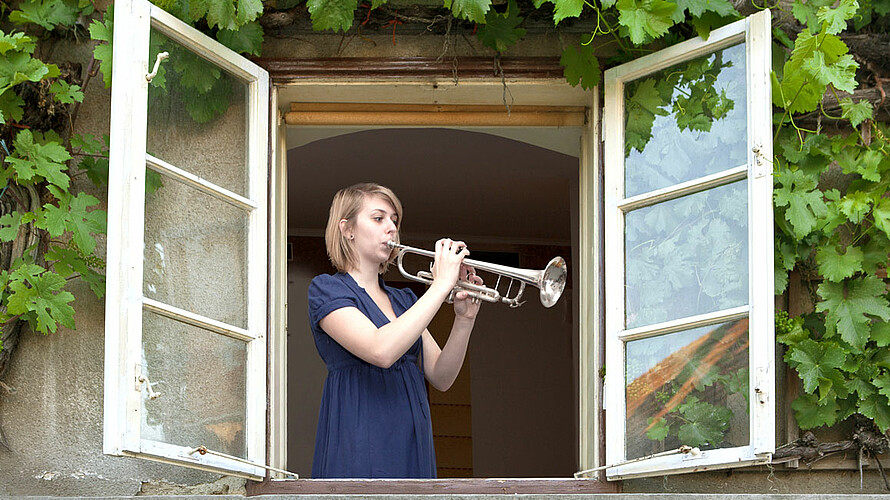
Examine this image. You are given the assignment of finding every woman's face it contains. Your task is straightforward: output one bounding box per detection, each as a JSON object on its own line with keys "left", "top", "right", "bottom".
{"left": 347, "top": 195, "right": 399, "bottom": 268}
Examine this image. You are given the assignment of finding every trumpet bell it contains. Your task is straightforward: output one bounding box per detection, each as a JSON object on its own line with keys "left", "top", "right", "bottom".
{"left": 539, "top": 256, "right": 568, "bottom": 308}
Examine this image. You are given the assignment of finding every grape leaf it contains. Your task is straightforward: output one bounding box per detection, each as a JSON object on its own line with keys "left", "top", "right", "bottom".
{"left": 859, "top": 393, "right": 890, "bottom": 432}
{"left": 874, "top": 198, "right": 890, "bottom": 238}
{"left": 478, "top": 0, "right": 526, "bottom": 53}
{"left": 4, "top": 129, "right": 71, "bottom": 189}
{"left": 0, "top": 89, "right": 25, "bottom": 124}
{"left": 774, "top": 169, "right": 828, "bottom": 239}
{"left": 786, "top": 338, "right": 846, "bottom": 396}
{"left": 307, "top": 0, "right": 357, "bottom": 31}
{"left": 560, "top": 41, "right": 600, "bottom": 90}
{"left": 839, "top": 98, "right": 874, "bottom": 127}
{"left": 837, "top": 190, "right": 871, "bottom": 223}
{"left": 445, "top": 0, "right": 491, "bottom": 23}
{"left": 49, "top": 80, "right": 84, "bottom": 104}
{"left": 617, "top": 0, "right": 676, "bottom": 45}
{"left": 45, "top": 245, "right": 105, "bottom": 299}
{"left": 89, "top": 14, "right": 114, "bottom": 89}
{"left": 816, "top": 245, "right": 863, "bottom": 282}
{"left": 817, "top": 276, "right": 890, "bottom": 351}
{"left": 216, "top": 22, "right": 264, "bottom": 56}
{"left": 792, "top": 392, "right": 840, "bottom": 428}
{"left": 874, "top": 322, "right": 890, "bottom": 347}
{"left": 552, "top": 0, "right": 584, "bottom": 24}
{"left": 646, "top": 417, "right": 670, "bottom": 441}
{"left": 0, "top": 211, "right": 24, "bottom": 242}
{"left": 817, "top": 0, "right": 859, "bottom": 35}
{"left": 9, "top": 0, "right": 80, "bottom": 30}
{"left": 0, "top": 31, "right": 36, "bottom": 55}
{"left": 676, "top": 398, "right": 731, "bottom": 447}
{"left": 801, "top": 51, "right": 858, "bottom": 93}
{"left": 6, "top": 264, "right": 75, "bottom": 334}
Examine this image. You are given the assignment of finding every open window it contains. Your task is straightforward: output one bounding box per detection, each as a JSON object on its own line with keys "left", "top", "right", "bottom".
{"left": 602, "top": 10, "right": 774, "bottom": 479}
{"left": 102, "top": 0, "right": 270, "bottom": 478}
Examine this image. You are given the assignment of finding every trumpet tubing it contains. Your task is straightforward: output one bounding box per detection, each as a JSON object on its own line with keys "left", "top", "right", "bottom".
{"left": 387, "top": 241, "right": 567, "bottom": 308}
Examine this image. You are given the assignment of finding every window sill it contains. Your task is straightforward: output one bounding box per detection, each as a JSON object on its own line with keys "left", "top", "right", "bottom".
{"left": 247, "top": 477, "right": 619, "bottom": 495}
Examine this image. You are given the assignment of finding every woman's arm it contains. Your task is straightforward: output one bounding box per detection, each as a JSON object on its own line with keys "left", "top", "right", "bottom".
{"left": 319, "top": 239, "right": 468, "bottom": 368}
{"left": 422, "top": 269, "right": 483, "bottom": 391}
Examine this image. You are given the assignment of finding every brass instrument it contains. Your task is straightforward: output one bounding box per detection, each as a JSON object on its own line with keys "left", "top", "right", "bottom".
{"left": 387, "top": 241, "right": 567, "bottom": 308}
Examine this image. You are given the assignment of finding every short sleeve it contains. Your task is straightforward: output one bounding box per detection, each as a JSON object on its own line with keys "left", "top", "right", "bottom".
{"left": 308, "top": 274, "right": 358, "bottom": 331}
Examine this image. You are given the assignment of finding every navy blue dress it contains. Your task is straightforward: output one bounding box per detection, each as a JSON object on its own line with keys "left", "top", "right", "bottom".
{"left": 307, "top": 272, "right": 436, "bottom": 478}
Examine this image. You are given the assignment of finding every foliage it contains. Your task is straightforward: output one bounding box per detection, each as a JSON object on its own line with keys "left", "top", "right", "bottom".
{"left": 0, "top": 24, "right": 107, "bottom": 337}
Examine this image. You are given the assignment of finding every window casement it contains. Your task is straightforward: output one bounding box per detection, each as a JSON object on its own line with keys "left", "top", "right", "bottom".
{"left": 102, "top": 0, "right": 270, "bottom": 478}
{"left": 602, "top": 10, "right": 775, "bottom": 479}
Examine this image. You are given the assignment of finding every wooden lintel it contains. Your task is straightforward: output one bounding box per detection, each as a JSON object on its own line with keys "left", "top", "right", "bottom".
{"left": 285, "top": 103, "right": 587, "bottom": 127}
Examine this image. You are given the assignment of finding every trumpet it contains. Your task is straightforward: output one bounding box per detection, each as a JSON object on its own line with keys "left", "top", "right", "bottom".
{"left": 387, "top": 241, "right": 567, "bottom": 308}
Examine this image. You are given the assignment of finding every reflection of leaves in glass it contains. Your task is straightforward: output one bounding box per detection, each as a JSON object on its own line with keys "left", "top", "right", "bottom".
{"left": 625, "top": 181, "right": 747, "bottom": 328}
{"left": 148, "top": 31, "right": 235, "bottom": 124}
{"left": 623, "top": 43, "right": 746, "bottom": 197}
{"left": 676, "top": 396, "right": 732, "bottom": 447}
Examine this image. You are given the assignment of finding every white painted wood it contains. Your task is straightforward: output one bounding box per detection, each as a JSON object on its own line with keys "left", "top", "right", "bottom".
{"left": 745, "top": 9, "right": 775, "bottom": 456}
{"left": 138, "top": 439, "right": 264, "bottom": 478}
{"left": 142, "top": 298, "right": 256, "bottom": 342}
{"left": 578, "top": 89, "right": 601, "bottom": 477}
{"left": 618, "top": 305, "right": 750, "bottom": 342}
{"left": 145, "top": 154, "right": 258, "bottom": 210}
{"left": 104, "top": 0, "right": 151, "bottom": 456}
{"left": 103, "top": 0, "right": 270, "bottom": 477}
{"left": 617, "top": 165, "right": 747, "bottom": 212}
{"left": 606, "top": 444, "right": 770, "bottom": 480}
{"left": 269, "top": 89, "right": 290, "bottom": 478}
{"left": 602, "top": 11, "right": 774, "bottom": 479}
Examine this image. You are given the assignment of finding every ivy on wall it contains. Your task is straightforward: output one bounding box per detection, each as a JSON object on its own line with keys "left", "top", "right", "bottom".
{"left": 0, "top": 0, "right": 888, "bottom": 453}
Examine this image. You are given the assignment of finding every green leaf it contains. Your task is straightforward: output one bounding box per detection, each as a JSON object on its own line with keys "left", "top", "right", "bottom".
{"left": 4, "top": 129, "right": 71, "bottom": 188}
{"left": 0, "top": 211, "right": 24, "bottom": 242}
{"left": 0, "top": 51, "right": 55, "bottom": 94}
{"left": 0, "top": 89, "right": 26, "bottom": 124}
{"left": 77, "top": 156, "right": 109, "bottom": 188}
{"left": 552, "top": 0, "right": 584, "bottom": 24}
{"left": 70, "top": 133, "right": 104, "bottom": 155}
{"left": 617, "top": 0, "right": 676, "bottom": 45}
{"left": 478, "top": 0, "right": 527, "bottom": 53}
{"left": 873, "top": 322, "right": 890, "bottom": 347}
{"left": 6, "top": 264, "right": 75, "bottom": 333}
{"left": 89, "top": 13, "right": 114, "bottom": 89}
{"left": 216, "top": 22, "right": 265, "bottom": 56}
{"left": 786, "top": 338, "right": 846, "bottom": 396}
{"left": 816, "top": 0, "right": 859, "bottom": 35}
{"left": 859, "top": 394, "right": 890, "bottom": 432}
{"left": 773, "top": 168, "right": 828, "bottom": 239}
{"left": 801, "top": 51, "right": 858, "bottom": 94}
{"left": 0, "top": 31, "right": 36, "bottom": 55}
{"left": 45, "top": 245, "right": 105, "bottom": 298}
{"left": 839, "top": 97, "right": 873, "bottom": 127}
{"left": 792, "top": 392, "right": 840, "bottom": 428}
{"left": 39, "top": 186, "right": 106, "bottom": 255}
{"left": 816, "top": 245, "right": 863, "bottom": 282}
{"left": 9, "top": 0, "right": 81, "bottom": 30}
{"left": 672, "top": 0, "right": 736, "bottom": 22}
{"left": 817, "top": 276, "right": 890, "bottom": 351}
{"left": 307, "top": 0, "right": 357, "bottom": 31}
{"left": 559, "top": 41, "right": 600, "bottom": 90}
{"left": 49, "top": 80, "right": 84, "bottom": 104}
{"left": 445, "top": 0, "right": 491, "bottom": 23}
{"left": 874, "top": 198, "right": 890, "bottom": 238}
{"left": 837, "top": 149, "right": 883, "bottom": 183}
{"left": 235, "top": 0, "right": 265, "bottom": 25}
{"left": 874, "top": 371, "right": 890, "bottom": 399}
{"left": 837, "top": 190, "right": 872, "bottom": 224}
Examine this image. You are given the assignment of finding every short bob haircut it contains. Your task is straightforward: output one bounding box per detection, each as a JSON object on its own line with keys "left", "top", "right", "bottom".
{"left": 325, "top": 183, "right": 403, "bottom": 274}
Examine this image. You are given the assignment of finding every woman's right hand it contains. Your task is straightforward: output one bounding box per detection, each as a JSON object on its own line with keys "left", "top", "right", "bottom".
{"left": 430, "top": 238, "right": 469, "bottom": 294}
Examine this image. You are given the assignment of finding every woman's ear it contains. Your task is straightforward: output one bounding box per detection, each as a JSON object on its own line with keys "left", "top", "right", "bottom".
{"left": 338, "top": 218, "right": 351, "bottom": 240}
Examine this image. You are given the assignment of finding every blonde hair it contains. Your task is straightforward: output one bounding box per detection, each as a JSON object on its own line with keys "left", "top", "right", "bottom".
{"left": 325, "top": 183, "right": 403, "bottom": 274}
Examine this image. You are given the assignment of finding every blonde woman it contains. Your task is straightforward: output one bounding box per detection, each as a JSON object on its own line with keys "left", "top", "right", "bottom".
{"left": 308, "top": 183, "right": 482, "bottom": 478}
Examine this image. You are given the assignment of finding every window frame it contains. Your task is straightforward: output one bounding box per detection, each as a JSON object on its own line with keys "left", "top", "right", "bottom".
{"left": 602, "top": 10, "right": 775, "bottom": 480}
{"left": 102, "top": 0, "right": 270, "bottom": 478}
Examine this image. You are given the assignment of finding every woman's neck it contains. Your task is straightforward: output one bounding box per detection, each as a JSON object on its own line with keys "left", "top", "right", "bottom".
{"left": 347, "top": 264, "right": 381, "bottom": 291}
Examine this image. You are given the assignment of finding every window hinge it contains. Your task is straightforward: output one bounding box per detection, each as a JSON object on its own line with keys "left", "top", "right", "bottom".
{"left": 145, "top": 51, "right": 169, "bottom": 83}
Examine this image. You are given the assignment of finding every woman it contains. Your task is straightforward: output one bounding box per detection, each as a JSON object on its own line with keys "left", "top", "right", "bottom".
{"left": 307, "top": 183, "right": 482, "bottom": 478}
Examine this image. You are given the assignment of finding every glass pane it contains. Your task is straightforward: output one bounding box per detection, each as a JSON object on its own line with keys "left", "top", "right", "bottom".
{"left": 625, "top": 318, "right": 750, "bottom": 461}
{"left": 144, "top": 177, "right": 249, "bottom": 329}
{"left": 141, "top": 311, "right": 248, "bottom": 458}
{"left": 624, "top": 43, "right": 747, "bottom": 198}
{"left": 146, "top": 28, "right": 249, "bottom": 197}
{"left": 625, "top": 181, "right": 747, "bottom": 329}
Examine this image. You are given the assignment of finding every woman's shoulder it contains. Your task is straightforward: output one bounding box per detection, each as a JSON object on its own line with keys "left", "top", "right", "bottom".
{"left": 383, "top": 281, "right": 418, "bottom": 305}
{"left": 309, "top": 273, "right": 355, "bottom": 298}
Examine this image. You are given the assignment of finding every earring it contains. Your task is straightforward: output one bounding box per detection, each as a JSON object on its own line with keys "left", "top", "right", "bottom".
{"left": 348, "top": 234, "right": 354, "bottom": 240}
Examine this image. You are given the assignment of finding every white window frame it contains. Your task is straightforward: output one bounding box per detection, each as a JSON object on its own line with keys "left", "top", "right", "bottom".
{"left": 102, "top": 0, "right": 270, "bottom": 478}
{"left": 602, "top": 10, "right": 774, "bottom": 479}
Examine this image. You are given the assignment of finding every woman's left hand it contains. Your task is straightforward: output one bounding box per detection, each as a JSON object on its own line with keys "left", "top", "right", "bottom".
{"left": 452, "top": 264, "right": 483, "bottom": 320}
